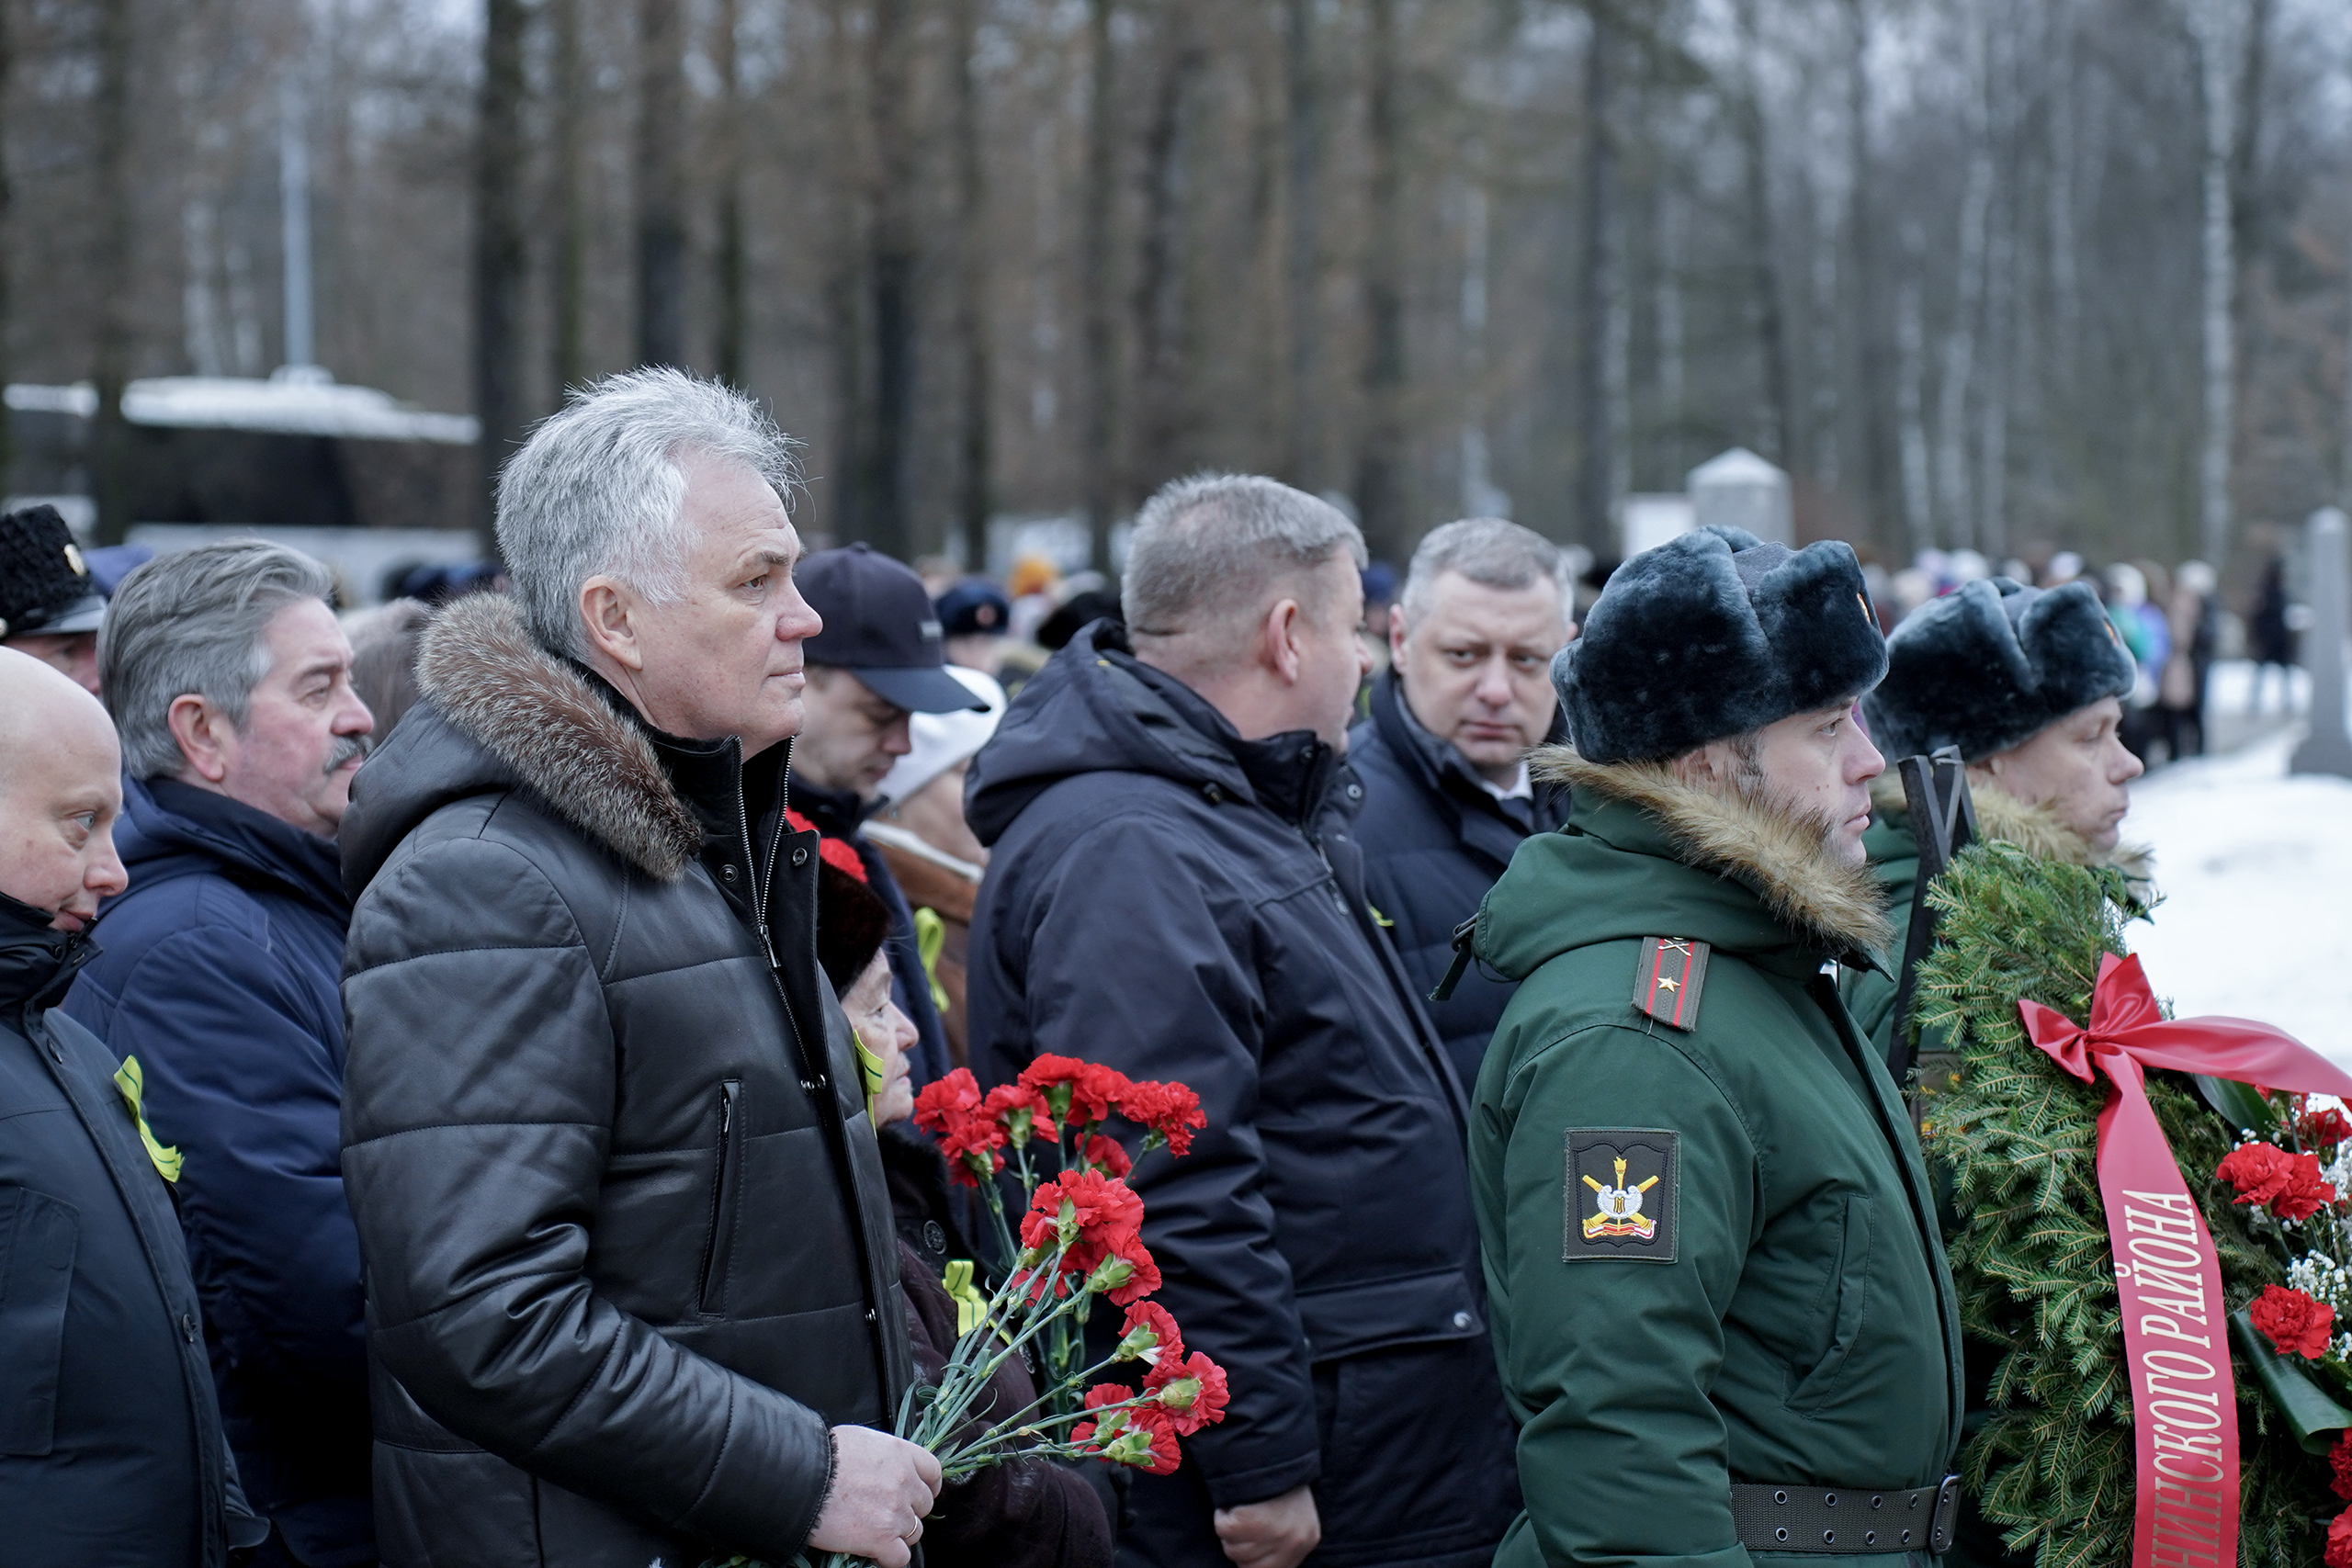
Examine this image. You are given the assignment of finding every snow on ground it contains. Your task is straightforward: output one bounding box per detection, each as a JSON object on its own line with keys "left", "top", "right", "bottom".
{"left": 2124, "top": 725, "right": 2352, "bottom": 1070}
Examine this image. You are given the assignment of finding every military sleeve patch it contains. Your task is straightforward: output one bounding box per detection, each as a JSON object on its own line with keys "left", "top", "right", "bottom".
{"left": 1631, "top": 936, "right": 1710, "bottom": 1030}
{"left": 1564, "top": 1129, "right": 1679, "bottom": 1263}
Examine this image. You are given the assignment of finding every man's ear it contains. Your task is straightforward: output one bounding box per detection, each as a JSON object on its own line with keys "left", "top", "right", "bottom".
{"left": 166, "top": 694, "right": 232, "bottom": 784}
{"left": 1669, "top": 743, "right": 1719, "bottom": 792}
{"left": 1259, "top": 596, "right": 1306, "bottom": 686}
{"left": 579, "top": 576, "right": 644, "bottom": 671}
{"left": 1388, "top": 610, "right": 1409, "bottom": 665}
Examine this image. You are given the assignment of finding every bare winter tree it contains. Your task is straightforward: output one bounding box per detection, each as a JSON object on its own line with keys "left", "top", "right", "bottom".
{"left": 635, "top": 0, "right": 685, "bottom": 367}
{"left": 472, "top": 0, "right": 527, "bottom": 524}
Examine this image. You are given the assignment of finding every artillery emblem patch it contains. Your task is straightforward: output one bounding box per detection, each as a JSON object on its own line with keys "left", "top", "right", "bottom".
{"left": 1563, "top": 1129, "right": 1678, "bottom": 1263}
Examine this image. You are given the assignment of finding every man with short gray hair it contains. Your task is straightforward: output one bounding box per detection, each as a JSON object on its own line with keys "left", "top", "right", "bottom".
{"left": 1349, "top": 518, "right": 1575, "bottom": 1084}
{"left": 65, "top": 539, "right": 381, "bottom": 1567}
{"left": 968, "top": 472, "right": 1520, "bottom": 1568}
{"left": 335, "top": 368, "right": 935, "bottom": 1568}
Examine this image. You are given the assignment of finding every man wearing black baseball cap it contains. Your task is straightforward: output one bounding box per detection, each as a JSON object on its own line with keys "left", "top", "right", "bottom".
{"left": 0, "top": 505, "right": 111, "bottom": 694}
{"left": 790, "top": 543, "right": 985, "bottom": 1086}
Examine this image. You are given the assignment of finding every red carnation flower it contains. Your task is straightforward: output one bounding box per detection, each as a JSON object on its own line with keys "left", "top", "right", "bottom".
{"left": 2331, "top": 1432, "right": 2352, "bottom": 1502}
{"left": 2329, "top": 1509, "right": 2352, "bottom": 1568}
{"left": 2304, "top": 1106, "right": 2352, "bottom": 1153}
{"left": 1071, "top": 1383, "right": 1180, "bottom": 1474}
{"left": 1019, "top": 1055, "right": 1134, "bottom": 1127}
{"left": 2249, "top": 1283, "right": 2336, "bottom": 1359}
{"left": 1018, "top": 1170, "right": 1148, "bottom": 1296}
{"left": 1080, "top": 1134, "right": 1133, "bottom": 1179}
{"left": 1147, "top": 1350, "right": 1231, "bottom": 1437}
{"left": 983, "top": 1081, "right": 1059, "bottom": 1147}
{"left": 913, "top": 1069, "right": 1007, "bottom": 1187}
{"left": 1119, "top": 1301, "right": 1184, "bottom": 1367}
{"left": 785, "top": 809, "right": 868, "bottom": 882}
{"left": 1119, "top": 1078, "right": 1206, "bottom": 1158}
{"left": 2217, "top": 1142, "right": 2339, "bottom": 1223}
{"left": 1091, "top": 1228, "right": 1161, "bottom": 1305}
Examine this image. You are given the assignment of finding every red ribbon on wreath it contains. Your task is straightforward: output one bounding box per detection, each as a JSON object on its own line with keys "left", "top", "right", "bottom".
{"left": 2020, "top": 952, "right": 2352, "bottom": 1568}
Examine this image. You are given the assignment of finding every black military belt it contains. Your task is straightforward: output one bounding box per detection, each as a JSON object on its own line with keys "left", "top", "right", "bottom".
{"left": 1730, "top": 1475, "right": 1961, "bottom": 1555}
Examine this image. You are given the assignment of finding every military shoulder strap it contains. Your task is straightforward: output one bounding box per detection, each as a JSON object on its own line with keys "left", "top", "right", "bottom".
{"left": 1631, "top": 937, "right": 1711, "bottom": 1031}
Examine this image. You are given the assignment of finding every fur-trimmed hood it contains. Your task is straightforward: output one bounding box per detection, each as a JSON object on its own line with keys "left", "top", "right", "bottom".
{"left": 1865, "top": 769, "right": 2154, "bottom": 898}
{"left": 342, "top": 592, "right": 705, "bottom": 893}
{"left": 1530, "top": 744, "right": 1894, "bottom": 961}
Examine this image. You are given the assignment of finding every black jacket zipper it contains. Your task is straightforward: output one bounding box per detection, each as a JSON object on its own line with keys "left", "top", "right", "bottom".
{"left": 697, "top": 1078, "right": 742, "bottom": 1314}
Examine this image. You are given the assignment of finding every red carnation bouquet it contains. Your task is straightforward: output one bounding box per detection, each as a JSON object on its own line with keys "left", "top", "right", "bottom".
{"left": 743, "top": 1056, "right": 1215, "bottom": 1568}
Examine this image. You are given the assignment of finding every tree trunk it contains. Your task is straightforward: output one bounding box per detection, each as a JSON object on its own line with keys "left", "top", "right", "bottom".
{"left": 550, "top": 0, "right": 589, "bottom": 394}
{"left": 91, "top": 0, "right": 135, "bottom": 542}
{"left": 1080, "top": 0, "right": 1121, "bottom": 567}
{"left": 1283, "top": 0, "right": 1323, "bottom": 493}
{"left": 2188, "top": 0, "right": 2242, "bottom": 567}
{"left": 474, "top": 0, "right": 528, "bottom": 527}
{"left": 1733, "top": 0, "right": 1792, "bottom": 468}
{"left": 636, "top": 0, "right": 686, "bottom": 368}
{"left": 1896, "top": 220, "right": 1932, "bottom": 551}
{"left": 0, "top": 0, "right": 15, "bottom": 488}
{"left": 712, "top": 0, "right": 746, "bottom": 386}
{"left": 1934, "top": 5, "right": 1993, "bottom": 549}
{"left": 1131, "top": 8, "right": 1202, "bottom": 501}
{"left": 865, "top": 0, "right": 917, "bottom": 558}
{"left": 1845, "top": 0, "right": 1896, "bottom": 553}
{"left": 1353, "top": 0, "right": 1407, "bottom": 561}
{"left": 1574, "top": 6, "right": 1619, "bottom": 549}
{"left": 950, "top": 0, "right": 992, "bottom": 569}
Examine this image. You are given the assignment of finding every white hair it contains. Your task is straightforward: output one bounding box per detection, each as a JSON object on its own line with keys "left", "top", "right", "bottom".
{"left": 495, "top": 367, "right": 801, "bottom": 658}
{"left": 1397, "top": 517, "right": 1571, "bottom": 628}
{"left": 1121, "top": 473, "right": 1365, "bottom": 637}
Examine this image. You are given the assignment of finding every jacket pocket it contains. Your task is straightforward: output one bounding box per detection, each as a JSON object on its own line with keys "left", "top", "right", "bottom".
{"left": 697, "top": 1080, "right": 743, "bottom": 1314}
{"left": 0, "top": 1184, "right": 80, "bottom": 1457}
{"left": 1295, "top": 1267, "right": 1483, "bottom": 1365}
{"left": 1787, "top": 1192, "right": 1872, "bottom": 1413}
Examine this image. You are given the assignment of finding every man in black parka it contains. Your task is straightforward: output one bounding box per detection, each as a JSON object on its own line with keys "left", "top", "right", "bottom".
{"left": 0, "top": 648, "right": 269, "bottom": 1566}
{"left": 337, "top": 370, "right": 939, "bottom": 1568}
{"left": 1348, "top": 518, "right": 1574, "bottom": 1086}
{"left": 967, "top": 474, "right": 1521, "bottom": 1568}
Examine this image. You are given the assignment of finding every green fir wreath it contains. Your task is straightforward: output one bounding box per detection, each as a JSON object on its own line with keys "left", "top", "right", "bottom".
{"left": 1912, "top": 840, "right": 2337, "bottom": 1568}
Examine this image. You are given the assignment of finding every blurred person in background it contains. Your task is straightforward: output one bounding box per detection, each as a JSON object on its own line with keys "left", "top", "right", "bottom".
{"left": 937, "top": 575, "right": 1013, "bottom": 676}
{"left": 1359, "top": 561, "right": 1398, "bottom": 680}
{"left": 967, "top": 472, "right": 1520, "bottom": 1568}
{"left": 791, "top": 543, "right": 990, "bottom": 1089}
{"left": 0, "top": 503, "right": 111, "bottom": 694}
{"left": 0, "top": 648, "right": 270, "bottom": 1568}
{"left": 344, "top": 599, "right": 433, "bottom": 739}
{"left": 336, "top": 370, "right": 937, "bottom": 1568}
{"left": 1007, "top": 552, "right": 1062, "bottom": 643}
{"left": 64, "top": 540, "right": 379, "bottom": 1568}
{"left": 1348, "top": 519, "right": 1573, "bottom": 1087}
{"left": 865, "top": 662, "right": 1005, "bottom": 1067}
{"left": 2103, "top": 562, "right": 2169, "bottom": 761}
{"left": 2159, "top": 561, "right": 2218, "bottom": 761}
{"left": 811, "top": 838, "right": 1114, "bottom": 1568}
{"left": 2251, "top": 555, "right": 2297, "bottom": 713}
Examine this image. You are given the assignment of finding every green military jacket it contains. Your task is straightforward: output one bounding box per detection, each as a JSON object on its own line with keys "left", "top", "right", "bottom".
{"left": 1469, "top": 751, "right": 1964, "bottom": 1568}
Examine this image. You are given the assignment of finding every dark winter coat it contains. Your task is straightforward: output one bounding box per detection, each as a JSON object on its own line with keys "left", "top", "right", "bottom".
{"left": 1469, "top": 750, "right": 1962, "bottom": 1568}
{"left": 1347, "top": 668, "right": 1569, "bottom": 1086}
{"left": 337, "top": 592, "right": 913, "bottom": 1568}
{"left": 790, "top": 775, "right": 955, "bottom": 1087}
{"left": 965, "top": 619, "right": 1521, "bottom": 1568}
{"left": 62, "top": 774, "right": 373, "bottom": 1566}
{"left": 0, "top": 892, "right": 268, "bottom": 1567}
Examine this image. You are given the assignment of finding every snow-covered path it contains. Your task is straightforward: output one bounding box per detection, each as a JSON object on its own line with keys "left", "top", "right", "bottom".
{"left": 2123, "top": 728, "right": 2352, "bottom": 1069}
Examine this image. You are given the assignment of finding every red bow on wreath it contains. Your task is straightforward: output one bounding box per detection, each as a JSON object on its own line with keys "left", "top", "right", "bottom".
{"left": 2018, "top": 952, "right": 2352, "bottom": 1568}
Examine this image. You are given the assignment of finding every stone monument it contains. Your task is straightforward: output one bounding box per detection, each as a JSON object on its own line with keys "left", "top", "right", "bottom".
{"left": 1688, "top": 447, "right": 1792, "bottom": 547}
{"left": 2291, "top": 506, "right": 2352, "bottom": 778}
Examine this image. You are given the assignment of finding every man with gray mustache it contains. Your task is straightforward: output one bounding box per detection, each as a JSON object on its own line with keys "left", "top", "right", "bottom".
{"left": 63, "top": 540, "right": 381, "bottom": 1568}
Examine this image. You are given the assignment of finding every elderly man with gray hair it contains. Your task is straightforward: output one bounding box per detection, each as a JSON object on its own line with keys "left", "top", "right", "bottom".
{"left": 335, "top": 369, "right": 937, "bottom": 1568}
{"left": 1347, "top": 518, "right": 1575, "bottom": 1087}
{"left": 967, "top": 473, "right": 1520, "bottom": 1568}
{"left": 64, "top": 539, "right": 379, "bottom": 1568}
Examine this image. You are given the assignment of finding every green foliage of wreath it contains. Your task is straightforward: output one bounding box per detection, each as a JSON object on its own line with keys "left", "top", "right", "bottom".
{"left": 1913, "top": 840, "right": 2335, "bottom": 1568}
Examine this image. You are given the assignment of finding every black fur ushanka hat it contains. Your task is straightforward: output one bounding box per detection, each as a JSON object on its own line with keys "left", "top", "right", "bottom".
{"left": 1861, "top": 577, "right": 2133, "bottom": 764}
{"left": 1553, "top": 525, "right": 1889, "bottom": 763}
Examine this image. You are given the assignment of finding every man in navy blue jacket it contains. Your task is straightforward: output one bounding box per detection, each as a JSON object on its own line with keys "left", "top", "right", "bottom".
{"left": 64, "top": 542, "right": 377, "bottom": 1568}
{"left": 1347, "top": 519, "right": 1573, "bottom": 1087}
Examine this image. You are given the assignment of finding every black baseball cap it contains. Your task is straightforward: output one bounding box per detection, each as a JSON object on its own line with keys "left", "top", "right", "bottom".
{"left": 935, "top": 576, "right": 1012, "bottom": 638}
{"left": 0, "top": 505, "right": 107, "bottom": 641}
{"left": 800, "top": 544, "right": 989, "bottom": 714}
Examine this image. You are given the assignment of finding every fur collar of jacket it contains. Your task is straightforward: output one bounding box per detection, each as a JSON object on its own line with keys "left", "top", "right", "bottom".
{"left": 414, "top": 592, "right": 703, "bottom": 881}
{"left": 1866, "top": 771, "right": 2154, "bottom": 900}
{"left": 1534, "top": 743, "right": 1894, "bottom": 959}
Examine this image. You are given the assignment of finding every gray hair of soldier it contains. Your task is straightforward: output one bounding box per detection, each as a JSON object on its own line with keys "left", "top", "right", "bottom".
{"left": 1397, "top": 517, "right": 1573, "bottom": 629}
{"left": 1121, "top": 473, "right": 1367, "bottom": 644}
{"left": 100, "top": 540, "right": 338, "bottom": 781}
{"left": 496, "top": 367, "right": 800, "bottom": 659}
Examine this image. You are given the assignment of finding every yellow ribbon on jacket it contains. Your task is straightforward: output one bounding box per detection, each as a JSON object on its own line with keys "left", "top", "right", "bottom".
{"left": 113, "top": 1056, "right": 183, "bottom": 1184}
{"left": 942, "top": 1258, "right": 989, "bottom": 1337}
{"left": 911, "top": 907, "right": 951, "bottom": 1016}
{"left": 853, "top": 1028, "right": 887, "bottom": 1120}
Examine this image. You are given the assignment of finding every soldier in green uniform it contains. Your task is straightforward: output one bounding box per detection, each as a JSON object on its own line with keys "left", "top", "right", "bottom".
{"left": 1463, "top": 525, "right": 1963, "bottom": 1568}
{"left": 1841, "top": 577, "right": 2145, "bottom": 1062}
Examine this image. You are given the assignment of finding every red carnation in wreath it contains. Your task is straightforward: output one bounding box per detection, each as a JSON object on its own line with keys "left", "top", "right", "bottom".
{"left": 2217, "top": 1142, "right": 2339, "bottom": 1223}
{"left": 2328, "top": 1507, "right": 2352, "bottom": 1568}
{"left": 2249, "top": 1283, "right": 2336, "bottom": 1359}
{"left": 2302, "top": 1102, "right": 2352, "bottom": 1153}
{"left": 2331, "top": 1431, "right": 2352, "bottom": 1502}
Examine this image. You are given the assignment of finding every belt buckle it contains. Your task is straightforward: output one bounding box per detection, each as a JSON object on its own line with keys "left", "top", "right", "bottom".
{"left": 1928, "top": 1474, "right": 1962, "bottom": 1555}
